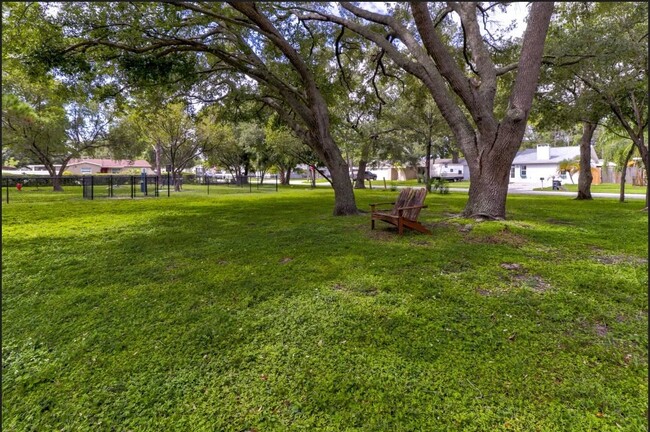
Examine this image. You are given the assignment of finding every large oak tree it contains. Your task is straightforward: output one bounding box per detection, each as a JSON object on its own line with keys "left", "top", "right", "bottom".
{"left": 55, "top": 2, "right": 359, "bottom": 214}
{"left": 301, "top": 2, "right": 554, "bottom": 219}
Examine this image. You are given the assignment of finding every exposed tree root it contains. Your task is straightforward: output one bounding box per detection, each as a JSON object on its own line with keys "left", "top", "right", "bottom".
{"left": 466, "top": 213, "right": 504, "bottom": 221}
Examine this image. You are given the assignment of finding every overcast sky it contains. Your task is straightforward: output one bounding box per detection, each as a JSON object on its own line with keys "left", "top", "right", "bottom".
{"left": 362, "top": 2, "right": 530, "bottom": 38}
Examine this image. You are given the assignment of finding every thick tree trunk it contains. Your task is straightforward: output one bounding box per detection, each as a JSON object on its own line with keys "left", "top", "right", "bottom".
{"left": 425, "top": 138, "right": 432, "bottom": 192}
{"left": 46, "top": 164, "right": 65, "bottom": 192}
{"left": 632, "top": 137, "right": 648, "bottom": 207}
{"left": 414, "top": 2, "right": 553, "bottom": 220}
{"left": 52, "top": 175, "right": 64, "bottom": 192}
{"left": 355, "top": 159, "right": 367, "bottom": 189}
{"left": 619, "top": 145, "right": 635, "bottom": 202}
{"left": 315, "top": 135, "right": 358, "bottom": 215}
{"left": 226, "top": 2, "right": 359, "bottom": 214}
{"left": 463, "top": 153, "right": 512, "bottom": 219}
{"left": 355, "top": 142, "right": 371, "bottom": 189}
{"left": 154, "top": 143, "right": 162, "bottom": 178}
{"left": 173, "top": 166, "right": 182, "bottom": 192}
{"left": 284, "top": 167, "right": 292, "bottom": 185}
{"left": 577, "top": 121, "right": 597, "bottom": 200}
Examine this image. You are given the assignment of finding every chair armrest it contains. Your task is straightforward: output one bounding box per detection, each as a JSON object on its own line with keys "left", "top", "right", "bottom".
{"left": 370, "top": 202, "right": 395, "bottom": 211}
{"left": 397, "top": 205, "right": 428, "bottom": 217}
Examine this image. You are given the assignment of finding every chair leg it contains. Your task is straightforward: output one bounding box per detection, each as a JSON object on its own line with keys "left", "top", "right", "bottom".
{"left": 371, "top": 219, "right": 375, "bottom": 230}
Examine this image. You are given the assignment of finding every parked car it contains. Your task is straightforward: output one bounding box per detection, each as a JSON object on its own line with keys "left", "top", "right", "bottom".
{"left": 353, "top": 170, "right": 377, "bottom": 181}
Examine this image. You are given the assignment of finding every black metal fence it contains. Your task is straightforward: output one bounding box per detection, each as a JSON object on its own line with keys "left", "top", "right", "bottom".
{"left": 3, "top": 173, "right": 279, "bottom": 204}
{"left": 82, "top": 175, "right": 161, "bottom": 200}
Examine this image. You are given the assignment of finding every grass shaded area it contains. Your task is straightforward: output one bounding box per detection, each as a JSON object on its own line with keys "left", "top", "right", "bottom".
{"left": 2, "top": 187, "right": 647, "bottom": 431}
{"left": 534, "top": 183, "right": 647, "bottom": 194}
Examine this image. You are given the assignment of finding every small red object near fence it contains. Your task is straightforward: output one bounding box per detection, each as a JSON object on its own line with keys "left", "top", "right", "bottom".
{"left": 16, "top": 183, "right": 22, "bottom": 191}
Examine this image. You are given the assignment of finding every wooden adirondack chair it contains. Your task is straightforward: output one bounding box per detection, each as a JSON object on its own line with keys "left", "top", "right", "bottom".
{"left": 370, "top": 187, "right": 431, "bottom": 235}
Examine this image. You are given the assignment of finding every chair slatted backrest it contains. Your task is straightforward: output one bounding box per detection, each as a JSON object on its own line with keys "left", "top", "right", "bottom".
{"left": 390, "top": 188, "right": 427, "bottom": 220}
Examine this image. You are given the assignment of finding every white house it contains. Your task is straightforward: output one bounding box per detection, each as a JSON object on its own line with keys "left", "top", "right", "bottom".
{"left": 430, "top": 158, "right": 470, "bottom": 181}
{"left": 365, "top": 162, "right": 418, "bottom": 181}
{"left": 14, "top": 164, "right": 63, "bottom": 175}
{"left": 510, "top": 144, "right": 599, "bottom": 186}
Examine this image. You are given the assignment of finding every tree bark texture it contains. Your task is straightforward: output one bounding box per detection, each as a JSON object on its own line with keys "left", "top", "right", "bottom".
{"left": 576, "top": 121, "right": 597, "bottom": 200}
{"left": 464, "top": 138, "right": 515, "bottom": 219}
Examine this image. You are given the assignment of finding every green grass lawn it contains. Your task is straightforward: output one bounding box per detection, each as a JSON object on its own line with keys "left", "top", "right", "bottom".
{"left": 2, "top": 187, "right": 647, "bottom": 431}
{"left": 534, "top": 183, "right": 647, "bottom": 194}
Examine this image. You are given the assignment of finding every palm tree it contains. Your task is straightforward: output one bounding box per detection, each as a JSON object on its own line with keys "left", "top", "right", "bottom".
{"left": 557, "top": 157, "right": 580, "bottom": 184}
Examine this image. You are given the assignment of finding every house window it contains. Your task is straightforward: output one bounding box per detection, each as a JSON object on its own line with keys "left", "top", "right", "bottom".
{"left": 81, "top": 168, "right": 92, "bottom": 174}
{"left": 520, "top": 165, "right": 527, "bottom": 178}
{"left": 444, "top": 163, "right": 448, "bottom": 168}
{"left": 510, "top": 166, "right": 515, "bottom": 178}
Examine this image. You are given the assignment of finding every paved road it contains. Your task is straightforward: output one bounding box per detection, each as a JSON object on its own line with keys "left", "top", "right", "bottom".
{"left": 290, "top": 180, "right": 646, "bottom": 200}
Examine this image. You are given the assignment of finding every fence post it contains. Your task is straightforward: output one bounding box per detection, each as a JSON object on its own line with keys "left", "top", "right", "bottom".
{"left": 383, "top": 177, "right": 387, "bottom": 190}
{"left": 275, "top": 174, "right": 278, "bottom": 192}
{"left": 167, "top": 172, "right": 170, "bottom": 197}
{"left": 155, "top": 176, "right": 159, "bottom": 197}
{"left": 5, "top": 178, "right": 9, "bottom": 204}
{"left": 144, "top": 173, "right": 148, "bottom": 196}
{"left": 249, "top": 177, "right": 252, "bottom": 193}
{"left": 131, "top": 176, "right": 134, "bottom": 199}
{"left": 207, "top": 175, "right": 210, "bottom": 195}
{"left": 109, "top": 175, "right": 113, "bottom": 198}
{"left": 91, "top": 175, "right": 94, "bottom": 200}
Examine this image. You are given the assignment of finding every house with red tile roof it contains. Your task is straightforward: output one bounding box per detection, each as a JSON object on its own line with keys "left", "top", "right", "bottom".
{"left": 66, "top": 158, "right": 152, "bottom": 175}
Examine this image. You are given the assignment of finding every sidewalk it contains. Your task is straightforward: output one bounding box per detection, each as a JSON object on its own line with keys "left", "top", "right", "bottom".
{"left": 289, "top": 179, "right": 646, "bottom": 200}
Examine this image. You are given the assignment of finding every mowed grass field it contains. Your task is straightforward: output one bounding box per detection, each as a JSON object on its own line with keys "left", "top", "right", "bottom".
{"left": 2, "top": 186, "right": 647, "bottom": 431}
